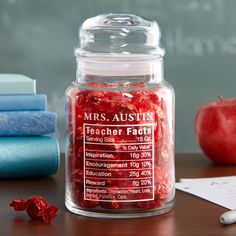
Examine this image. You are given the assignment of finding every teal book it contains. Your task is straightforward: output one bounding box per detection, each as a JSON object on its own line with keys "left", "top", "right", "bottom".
{"left": 0, "top": 136, "right": 60, "bottom": 178}
{"left": 0, "top": 74, "right": 36, "bottom": 94}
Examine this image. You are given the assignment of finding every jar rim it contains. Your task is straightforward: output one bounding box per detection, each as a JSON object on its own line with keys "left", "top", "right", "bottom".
{"left": 74, "top": 49, "right": 164, "bottom": 62}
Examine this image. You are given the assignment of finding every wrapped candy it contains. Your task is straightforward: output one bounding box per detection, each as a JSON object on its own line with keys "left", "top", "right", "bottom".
{"left": 10, "top": 196, "right": 59, "bottom": 223}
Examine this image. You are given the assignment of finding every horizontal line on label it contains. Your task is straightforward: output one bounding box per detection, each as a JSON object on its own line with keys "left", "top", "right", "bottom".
{"left": 85, "top": 149, "right": 152, "bottom": 153}
{"left": 85, "top": 167, "right": 152, "bottom": 171}
{"left": 84, "top": 123, "right": 153, "bottom": 127}
{"left": 83, "top": 198, "right": 155, "bottom": 202}
{"left": 84, "top": 186, "right": 153, "bottom": 189}
{"left": 84, "top": 177, "right": 153, "bottom": 180}
{"left": 85, "top": 142, "right": 153, "bottom": 145}
{"left": 85, "top": 159, "right": 153, "bottom": 162}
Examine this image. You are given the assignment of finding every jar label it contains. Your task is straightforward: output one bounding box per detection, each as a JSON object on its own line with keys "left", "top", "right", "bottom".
{"left": 83, "top": 123, "right": 155, "bottom": 202}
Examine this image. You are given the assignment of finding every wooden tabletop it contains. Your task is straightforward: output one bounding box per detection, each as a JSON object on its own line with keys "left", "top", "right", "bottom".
{"left": 1, "top": 153, "right": 236, "bottom": 236}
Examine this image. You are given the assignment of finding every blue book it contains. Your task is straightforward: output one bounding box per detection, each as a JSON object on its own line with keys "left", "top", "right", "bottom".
{"left": 0, "top": 94, "right": 47, "bottom": 111}
{"left": 0, "top": 111, "right": 57, "bottom": 136}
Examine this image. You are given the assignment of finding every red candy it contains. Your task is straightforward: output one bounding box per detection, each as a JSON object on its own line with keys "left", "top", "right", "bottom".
{"left": 10, "top": 196, "right": 59, "bottom": 223}
{"left": 66, "top": 84, "right": 174, "bottom": 212}
{"left": 10, "top": 199, "right": 27, "bottom": 211}
{"left": 42, "top": 205, "right": 60, "bottom": 224}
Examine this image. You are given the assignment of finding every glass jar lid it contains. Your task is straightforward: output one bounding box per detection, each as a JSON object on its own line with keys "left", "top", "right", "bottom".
{"left": 75, "top": 13, "right": 164, "bottom": 58}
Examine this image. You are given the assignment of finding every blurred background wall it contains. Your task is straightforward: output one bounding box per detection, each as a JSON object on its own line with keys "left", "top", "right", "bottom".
{"left": 0, "top": 0, "right": 235, "bottom": 152}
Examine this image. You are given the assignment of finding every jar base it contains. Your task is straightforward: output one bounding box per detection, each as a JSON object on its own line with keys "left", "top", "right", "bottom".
{"left": 65, "top": 200, "right": 174, "bottom": 219}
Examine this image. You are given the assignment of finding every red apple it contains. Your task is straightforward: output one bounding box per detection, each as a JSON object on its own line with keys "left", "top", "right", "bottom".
{"left": 195, "top": 97, "right": 236, "bottom": 164}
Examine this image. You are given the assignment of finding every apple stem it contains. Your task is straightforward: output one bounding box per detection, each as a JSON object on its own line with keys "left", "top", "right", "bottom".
{"left": 218, "top": 95, "right": 224, "bottom": 103}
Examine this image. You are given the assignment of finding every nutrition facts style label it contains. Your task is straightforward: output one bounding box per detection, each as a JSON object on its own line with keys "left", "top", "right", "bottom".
{"left": 83, "top": 123, "right": 155, "bottom": 202}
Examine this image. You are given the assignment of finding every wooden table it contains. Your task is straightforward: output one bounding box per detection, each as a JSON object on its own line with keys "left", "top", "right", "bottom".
{"left": 1, "top": 153, "right": 236, "bottom": 236}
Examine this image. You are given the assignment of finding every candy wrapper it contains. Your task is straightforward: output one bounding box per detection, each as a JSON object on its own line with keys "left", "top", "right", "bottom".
{"left": 10, "top": 196, "right": 59, "bottom": 223}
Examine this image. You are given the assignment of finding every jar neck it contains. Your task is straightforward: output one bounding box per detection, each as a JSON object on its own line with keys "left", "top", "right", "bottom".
{"left": 75, "top": 55, "right": 164, "bottom": 83}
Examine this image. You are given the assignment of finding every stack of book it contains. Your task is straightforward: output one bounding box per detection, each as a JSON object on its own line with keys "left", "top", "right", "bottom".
{"left": 0, "top": 74, "right": 60, "bottom": 178}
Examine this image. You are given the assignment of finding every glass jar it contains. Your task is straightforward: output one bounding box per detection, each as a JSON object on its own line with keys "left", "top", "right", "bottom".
{"left": 65, "top": 13, "right": 175, "bottom": 218}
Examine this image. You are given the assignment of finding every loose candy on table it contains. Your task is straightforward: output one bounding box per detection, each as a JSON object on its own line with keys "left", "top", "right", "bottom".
{"left": 10, "top": 196, "right": 59, "bottom": 223}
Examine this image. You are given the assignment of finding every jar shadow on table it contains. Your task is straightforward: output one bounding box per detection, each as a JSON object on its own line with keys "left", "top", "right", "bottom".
{"left": 64, "top": 211, "right": 176, "bottom": 236}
